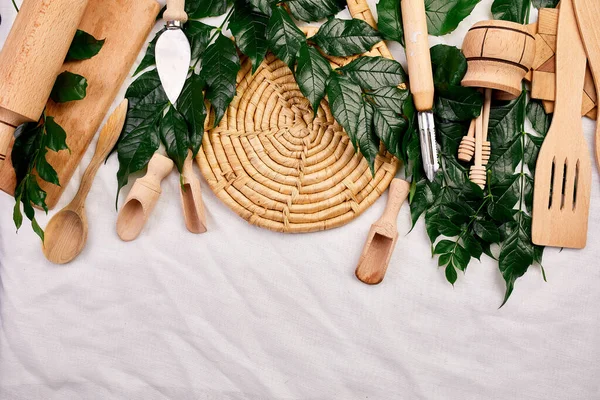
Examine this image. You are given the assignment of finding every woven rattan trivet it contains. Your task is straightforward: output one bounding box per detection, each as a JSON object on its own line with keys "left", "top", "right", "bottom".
{"left": 196, "top": 0, "right": 401, "bottom": 233}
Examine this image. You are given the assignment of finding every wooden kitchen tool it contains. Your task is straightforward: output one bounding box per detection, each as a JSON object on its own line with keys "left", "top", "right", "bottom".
{"left": 462, "top": 20, "right": 536, "bottom": 100}
{"left": 355, "top": 179, "right": 410, "bottom": 285}
{"left": 469, "top": 111, "right": 486, "bottom": 189}
{"left": 458, "top": 119, "right": 476, "bottom": 162}
{"left": 0, "top": 0, "right": 89, "bottom": 164}
{"left": 116, "top": 153, "right": 174, "bottom": 242}
{"left": 0, "top": 0, "right": 162, "bottom": 209}
{"left": 43, "top": 100, "right": 128, "bottom": 264}
{"left": 530, "top": 7, "right": 598, "bottom": 119}
{"left": 574, "top": 0, "right": 600, "bottom": 170}
{"left": 532, "top": 0, "right": 591, "bottom": 249}
{"left": 180, "top": 151, "right": 207, "bottom": 234}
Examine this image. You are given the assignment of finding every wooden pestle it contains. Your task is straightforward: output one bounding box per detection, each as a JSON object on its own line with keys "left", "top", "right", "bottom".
{"left": 116, "top": 153, "right": 174, "bottom": 242}
{"left": 0, "top": 0, "right": 90, "bottom": 164}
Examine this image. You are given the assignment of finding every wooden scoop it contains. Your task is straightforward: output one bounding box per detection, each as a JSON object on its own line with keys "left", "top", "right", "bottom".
{"left": 116, "top": 153, "right": 174, "bottom": 241}
{"left": 355, "top": 179, "right": 410, "bottom": 285}
{"left": 180, "top": 151, "right": 207, "bottom": 233}
{"left": 43, "top": 100, "right": 128, "bottom": 264}
{"left": 532, "top": 0, "right": 592, "bottom": 249}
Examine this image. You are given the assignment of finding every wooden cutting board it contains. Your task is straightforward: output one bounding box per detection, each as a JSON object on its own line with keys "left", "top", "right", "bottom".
{"left": 0, "top": 0, "right": 161, "bottom": 209}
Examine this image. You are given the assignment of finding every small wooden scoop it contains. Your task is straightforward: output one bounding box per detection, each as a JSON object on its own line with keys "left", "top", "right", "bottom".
{"left": 532, "top": 0, "right": 592, "bottom": 249}
{"left": 116, "top": 153, "right": 174, "bottom": 241}
{"left": 180, "top": 151, "right": 207, "bottom": 233}
{"left": 43, "top": 99, "right": 128, "bottom": 264}
{"left": 355, "top": 179, "right": 410, "bottom": 285}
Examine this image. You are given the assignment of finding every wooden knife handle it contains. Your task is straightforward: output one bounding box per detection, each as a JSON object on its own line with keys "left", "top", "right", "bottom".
{"left": 164, "top": 0, "right": 188, "bottom": 24}
{"left": 401, "top": 0, "right": 435, "bottom": 111}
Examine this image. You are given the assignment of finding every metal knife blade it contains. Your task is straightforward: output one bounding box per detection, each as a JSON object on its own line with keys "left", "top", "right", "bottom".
{"left": 155, "top": 23, "right": 191, "bottom": 105}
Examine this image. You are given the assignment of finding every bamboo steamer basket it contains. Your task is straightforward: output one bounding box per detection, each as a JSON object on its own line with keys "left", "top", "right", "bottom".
{"left": 462, "top": 20, "right": 536, "bottom": 100}
{"left": 196, "top": 0, "right": 401, "bottom": 233}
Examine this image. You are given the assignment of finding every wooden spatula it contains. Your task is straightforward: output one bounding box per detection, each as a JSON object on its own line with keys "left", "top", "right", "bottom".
{"left": 532, "top": 0, "right": 592, "bottom": 249}
{"left": 574, "top": 0, "right": 600, "bottom": 168}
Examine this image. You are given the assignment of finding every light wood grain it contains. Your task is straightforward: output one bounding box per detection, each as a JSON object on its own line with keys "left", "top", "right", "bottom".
{"left": 164, "top": 0, "right": 188, "bottom": 23}
{"left": 180, "top": 151, "right": 207, "bottom": 234}
{"left": 43, "top": 100, "right": 127, "bottom": 264}
{"left": 117, "top": 153, "right": 174, "bottom": 242}
{"left": 401, "top": 0, "right": 434, "bottom": 111}
{"left": 574, "top": 0, "right": 600, "bottom": 175}
{"left": 355, "top": 179, "right": 410, "bottom": 285}
{"left": 0, "top": 0, "right": 161, "bottom": 209}
{"left": 0, "top": 0, "right": 89, "bottom": 162}
{"left": 532, "top": 0, "right": 591, "bottom": 249}
{"left": 461, "top": 20, "right": 536, "bottom": 100}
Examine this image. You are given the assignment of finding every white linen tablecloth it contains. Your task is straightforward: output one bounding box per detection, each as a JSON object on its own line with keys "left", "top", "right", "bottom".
{"left": 1, "top": 1, "right": 600, "bottom": 399}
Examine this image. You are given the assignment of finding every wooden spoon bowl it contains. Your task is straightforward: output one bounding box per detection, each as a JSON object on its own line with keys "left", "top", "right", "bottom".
{"left": 43, "top": 209, "right": 88, "bottom": 264}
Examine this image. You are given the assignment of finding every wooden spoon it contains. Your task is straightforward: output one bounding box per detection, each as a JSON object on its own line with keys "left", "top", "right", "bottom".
{"left": 42, "top": 100, "right": 128, "bottom": 264}
{"left": 355, "top": 179, "right": 410, "bottom": 285}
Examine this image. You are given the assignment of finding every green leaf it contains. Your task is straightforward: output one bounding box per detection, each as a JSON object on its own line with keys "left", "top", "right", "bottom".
{"left": 50, "top": 72, "right": 88, "bottom": 103}
{"left": 366, "top": 86, "right": 410, "bottom": 110}
{"left": 230, "top": 0, "right": 269, "bottom": 73}
{"left": 430, "top": 45, "right": 468, "bottom": 86}
{"left": 285, "top": 0, "right": 346, "bottom": 22}
{"left": 36, "top": 149, "right": 60, "bottom": 186}
{"left": 116, "top": 124, "right": 161, "bottom": 202}
{"left": 377, "top": 0, "right": 404, "bottom": 45}
{"left": 474, "top": 220, "right": 501, "bottom": 243}
{"left": 339, "top": 56, "right": 407, "bottom": 90}
{"left": 188, "top": 0, "right": 228, "bottom": 18}
{"left": 296, "top": 43, "right": 331, "bottom": 115}
{"left": 134, "top": 31, "right": 161, "bottom": 76}
{"left": 177, "top": 73, "right": 207, "bottom": 157}
{"left": 44, "top": 117, "right": 68, "bottom": 153}
{"left": 445, "top": 264, "right": 458, "bottom": 284}
{"left": 187, "top": 21, "right": 213, "bottom": 62}
{"left": 491, "top": 0, "right": 531, "bottom": 24}
{"left": 66, "top": 30, "right": 105, "bottom": 61}
{"left": 425, "top": 0, "right": 481, "bottom": 36}
{"left": 12, "top": 123, "right": 42, "bottom": 185}
{"left": 311, "top": 18, "right": 381, "bottom": 57}
{"left": 373, "top": 107, "right": 406, "bottom": 161}
{"left": 326, "top": 74, "right": 362, "bottom": 148}
{"left": 249, "top": 0, "right": 275, "bottom": 15}
{"left": 532, "top": 0, "right": 558, "bottom": 8}
{"left": 355, "top": 100, "right": 379, "bottom": 175}
{"left": 160, "top": 106, "right": 190, "bottom": 173}
{"left": 526, "top": 99, "right": 552, "bottom": 136}
{"left": 13, "top": 186, "right": 23, "bottom": 230}
{"left": 463, "top": 234, "right": 483, "bottom": 260}
{"left": 434, "top": 240, "right": 456, "bottom": 255}
{"left": 200, "top": 34, "right": 241, "bottom": 127}
{"left": 434, "top": 85, "right": 483, "bottom": 122}
{"left": 26, "top": 174, "right": 48, "bottom": 212}
{"left": 267, "top": 5, "right": 306, "bottom": 67}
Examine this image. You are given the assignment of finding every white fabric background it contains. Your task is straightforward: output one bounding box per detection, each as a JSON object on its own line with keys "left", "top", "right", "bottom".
{"left": 1, "top": 1, "right": 600, "bottom": 399}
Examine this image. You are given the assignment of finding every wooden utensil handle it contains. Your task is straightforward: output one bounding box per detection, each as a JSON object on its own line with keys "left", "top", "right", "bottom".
{"left": 401, "top": 0, "right": 434, "bottom": 111}
{"left": 555, "top": 0, "right": 587, "bottom": 122}
{"left": 0, "top": 123, "right": 15, "bottom": 162}
{"left": 378, "top": 179, "right": 410, "bottom": 226}
{"left": 164, "top": 0, "right": 188, "bottom": 23}
{"left": 141, "top": 153, "right": 175, "bottom": 191}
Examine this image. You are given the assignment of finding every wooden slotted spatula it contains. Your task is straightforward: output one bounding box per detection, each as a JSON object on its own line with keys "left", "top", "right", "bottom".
{"left": 574, "top": 0, "right": 600, "bottom": 169}
{"left": 532, "top": 0, "right": 592, "bottom": 249}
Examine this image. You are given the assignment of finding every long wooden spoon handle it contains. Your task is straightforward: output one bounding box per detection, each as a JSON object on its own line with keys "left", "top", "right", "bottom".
{"left": 71, "top": 100, "right": 128, "bottom": 210}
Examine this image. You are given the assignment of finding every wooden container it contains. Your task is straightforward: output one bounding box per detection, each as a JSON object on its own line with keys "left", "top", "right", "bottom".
{"left": 462, "top": 20, "right": 536, "bottom": 99}
{"left": 0, "top": 0, "right": 90, "bottom": 162}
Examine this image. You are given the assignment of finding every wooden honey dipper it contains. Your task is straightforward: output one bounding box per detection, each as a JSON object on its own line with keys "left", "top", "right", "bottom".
{"left": 460, "top": 20, "right": 536, "bottom": 187}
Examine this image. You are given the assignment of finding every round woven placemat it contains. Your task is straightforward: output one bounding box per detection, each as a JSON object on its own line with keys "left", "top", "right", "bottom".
{"left": 196, "top": 0, "right": 401, "bottom": 233}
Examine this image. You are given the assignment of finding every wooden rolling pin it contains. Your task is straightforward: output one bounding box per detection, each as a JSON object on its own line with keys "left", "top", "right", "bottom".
{"left": 0, "top": 0, "right": 89, "bottom": 164}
